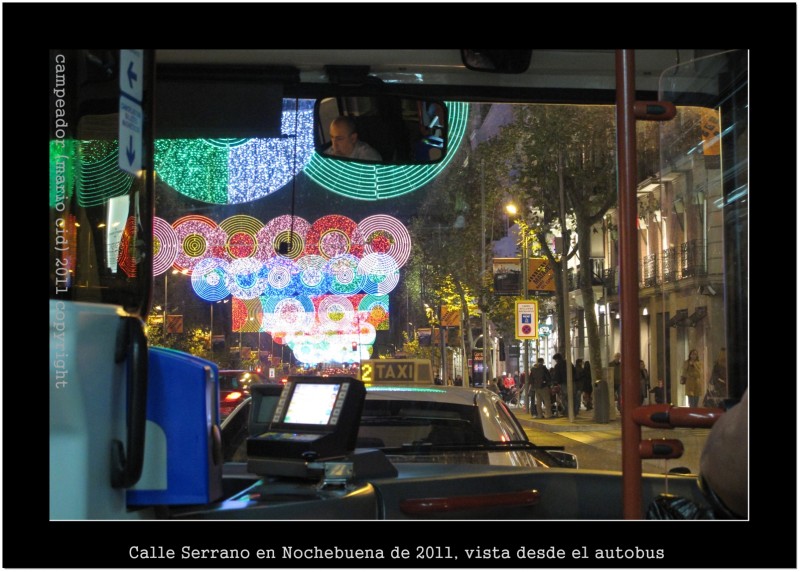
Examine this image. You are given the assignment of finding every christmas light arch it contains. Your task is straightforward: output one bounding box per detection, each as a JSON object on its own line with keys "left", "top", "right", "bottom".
{"left": 166, "top": 213, "right": 411, "bottom": 364}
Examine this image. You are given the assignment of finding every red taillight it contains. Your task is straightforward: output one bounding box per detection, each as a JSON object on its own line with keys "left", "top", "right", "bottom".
{"left": 280, "top": 378, "right": 288, "bottom": 384}
{"left": 224, "top": 391, "right": 243, "bottom": 402}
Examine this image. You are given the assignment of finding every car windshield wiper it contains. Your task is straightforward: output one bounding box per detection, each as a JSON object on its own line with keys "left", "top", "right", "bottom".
{"left": 383, "top": 441, "right": 530, "bottom": 453}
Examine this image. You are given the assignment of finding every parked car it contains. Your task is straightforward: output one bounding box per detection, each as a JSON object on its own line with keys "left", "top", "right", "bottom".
{"left": 218, "top": 370, "right": 265, "bottom": 419}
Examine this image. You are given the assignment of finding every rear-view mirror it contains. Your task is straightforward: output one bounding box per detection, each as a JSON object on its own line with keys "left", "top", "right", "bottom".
{"left": 315, "top": 95, "right": 448, "bottom": 165}
{"left": 461, "top": 49, "right": 532, "bottom": 74}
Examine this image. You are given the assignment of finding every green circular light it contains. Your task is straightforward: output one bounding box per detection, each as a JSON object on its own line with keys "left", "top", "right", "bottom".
{"left": 303, "top": 102, "right": 468, "bottom": 201}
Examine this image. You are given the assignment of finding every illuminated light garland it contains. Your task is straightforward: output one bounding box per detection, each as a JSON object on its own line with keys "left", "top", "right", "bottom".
{"left": 263, "top": 256, "right": 300, "bottom": 297}
{"left": 191, "top": 258, "right": 231, "bottom": 301}
{"left": 156, "top": 139, "right": 229, "bottom": 203}
{"left": 358, "top": 214, "right": 411, "bottom": 267}
{"left": 152, "top": 216, "right": 180, "bottom": 276}
{"left": 76, "top": 140, "right": 134, "bottom": 207}
{"left": 302, "top": 101, "right": 469, "bottom": 200}
{"left": 154, "top": 99, "right": 315, "bottom": 205}
{"left": 317, "top": 295, "right": 355, "bottom": 327}
{"left": 117, "top": 217, "right": 138, "bottom": 277}
{"left": 218, "top": 215, "right": 264, "bottom": 259}
{"left": 172, "top": 215, "right": 224, "bottom": 274}
{"left": 258, "top": 215, "right": 311, "bottom": 260}
{"left": 295, "top": 255, "right": 329, "bottom": 296}
{"left": 156, "top": 212, "right": 409, "bottom": 363}
{"left": 204, "top": 138, "right": 250, "bottom": 149}
{"left": 232, "top": 298, "right": 263, "bottom": 332}
{"left": 305, "top": 215, "right": 364, "bottom": 259}
{"left": 325, "top": 254, "right": 366, "bottom": 295}
{"left": 358, "top": 294, "right": 390, "bottom": 330}
{"left": 225, "top": 258, "right": 268, "bottom": 300}
{"left": 268, "top": 296, "right": 315, "bottom": 332}
{"left": 358, "top": 253, "right": 400, "bottom": 295}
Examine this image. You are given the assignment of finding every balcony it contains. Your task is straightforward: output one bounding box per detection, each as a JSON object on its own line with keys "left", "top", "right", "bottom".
{"left": 661, "top": 247, "right": 677, "bottom": 283}
{"left": 639, "top": 240, "right": 708, "bottom": 289}
{"left": 641, "top": 254, "right": 657, "bottom": 288}
{"left": 680, "top": 239, "right": 707, "bottom": 278}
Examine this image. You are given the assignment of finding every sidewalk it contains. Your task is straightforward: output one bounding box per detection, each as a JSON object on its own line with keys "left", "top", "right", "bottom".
{"left": 513, "top": 406, "right": 621, "bottom": 433}
{"left": 511, "top": 404, "right": 709, "bottom": 474}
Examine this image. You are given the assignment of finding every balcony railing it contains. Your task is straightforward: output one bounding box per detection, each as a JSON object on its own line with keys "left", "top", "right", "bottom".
{"left": 639, "top": 240, "right": 707, "bottom": 287}
{"left": 642, "top": 254, "right": 657, "bottom": 288}
{"left": 661, "top": 247, "right": 678, "bottom": 283}
{"left": 680, "top": 239, "right": 707, "bottom": 278}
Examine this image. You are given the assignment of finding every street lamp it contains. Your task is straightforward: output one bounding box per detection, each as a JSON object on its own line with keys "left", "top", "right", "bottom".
{"left": 506, "top": 201, "right": 531, "bottom": 387}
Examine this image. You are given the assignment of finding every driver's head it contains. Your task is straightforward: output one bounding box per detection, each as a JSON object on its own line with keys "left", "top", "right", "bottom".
{"left": 329, "top": 116, "right": 358, "bottom": 157}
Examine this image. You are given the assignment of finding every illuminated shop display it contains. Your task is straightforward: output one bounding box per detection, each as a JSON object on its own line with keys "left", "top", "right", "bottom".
{"left": 157, "top": 213, "right": 409, "bottom": 364}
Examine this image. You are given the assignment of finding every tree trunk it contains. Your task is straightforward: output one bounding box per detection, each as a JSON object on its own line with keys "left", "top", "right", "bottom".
{"left": 575, "top": 210, "right": 605, "bottom": 382}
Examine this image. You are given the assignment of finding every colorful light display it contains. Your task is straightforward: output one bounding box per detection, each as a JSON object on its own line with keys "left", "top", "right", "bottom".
{"left": 154, "top": 99, "right": 315, "bottom": 204}
{"left": 157, "top": 213, "right": 411, "bottom": 364}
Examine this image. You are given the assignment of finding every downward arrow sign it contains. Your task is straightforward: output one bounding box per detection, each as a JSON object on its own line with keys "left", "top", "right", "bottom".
{"left": 126, "top": 135, "right": 136, "bottom": 165}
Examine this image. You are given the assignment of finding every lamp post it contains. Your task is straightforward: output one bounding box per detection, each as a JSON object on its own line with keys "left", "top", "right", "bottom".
{"left": 505, "top": 202, "right": 531, "bottom": 382}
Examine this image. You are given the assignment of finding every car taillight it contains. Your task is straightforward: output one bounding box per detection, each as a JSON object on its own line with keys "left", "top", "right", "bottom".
{"left": 224, "top": 391, "right": 243, "bottom": 401}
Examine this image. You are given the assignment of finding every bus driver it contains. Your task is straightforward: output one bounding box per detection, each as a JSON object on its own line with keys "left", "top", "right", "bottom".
{"left": 326, "top": 116, "right": 382, "bottom": 161}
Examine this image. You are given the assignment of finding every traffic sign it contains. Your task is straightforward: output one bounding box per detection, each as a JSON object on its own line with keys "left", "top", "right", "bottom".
{"left": 515, "top": 300, "right": 539, "bottom": 340}
{"left": 118, "top": 49, "right": 143, "bottom": 176}
{"left": 119, "top": 50, "right": 143, "bottom": 103}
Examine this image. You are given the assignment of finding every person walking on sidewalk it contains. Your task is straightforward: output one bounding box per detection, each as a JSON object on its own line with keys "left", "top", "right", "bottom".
{"left": 610, "top": 352, "right": 622, "bottom": 409}
{"left": 578, "top": 359, "right": 593, "bottom": 411}
{"left": 530, "top": 358, "right": 552, "bottom": 419}
{"left": 551, "top": 353, "right": 567, "bottom": 416}
{"left": 573, "top": 358, "right": 584, "bottom": 415}
{"left": 639, "top": 359, "right": 650, "bottom": 405}
{"left": 680, "top": 349, "right": 703, "bottom": 407}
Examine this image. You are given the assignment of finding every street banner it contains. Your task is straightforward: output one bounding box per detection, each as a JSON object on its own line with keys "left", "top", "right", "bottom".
{"left": 515, "top": 300, "right": 538, "bottom": 340}
{"left": 493, "top": 257, "right": 556, "bottom": 294}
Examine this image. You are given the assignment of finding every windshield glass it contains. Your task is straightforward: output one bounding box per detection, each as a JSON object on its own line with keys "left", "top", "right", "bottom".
{"left": 359, "top": 399, "right": 485, "bottom": 448}
{"left": 145, "top": 51, "right": 747, "bottom": 481}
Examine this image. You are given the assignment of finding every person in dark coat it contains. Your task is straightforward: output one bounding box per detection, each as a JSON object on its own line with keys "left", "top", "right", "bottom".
{"left": 581, "top": 360, "right": 593, "bottom": 410}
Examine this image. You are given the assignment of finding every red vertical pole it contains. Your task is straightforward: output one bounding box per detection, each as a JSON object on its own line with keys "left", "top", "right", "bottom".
{"left": 615, "top": 49, "right": 643, "bottom": 519}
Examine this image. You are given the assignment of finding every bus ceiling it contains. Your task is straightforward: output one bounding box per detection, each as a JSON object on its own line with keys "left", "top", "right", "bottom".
{"left": 153, "top": 49, "right": 730, "bottom": 105}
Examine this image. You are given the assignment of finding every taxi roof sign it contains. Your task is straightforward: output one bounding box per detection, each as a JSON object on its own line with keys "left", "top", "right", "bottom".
{"left": 360, "top": 359, "right": 433, "bottom": 385}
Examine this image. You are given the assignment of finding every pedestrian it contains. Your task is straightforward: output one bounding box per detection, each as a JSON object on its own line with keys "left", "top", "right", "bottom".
{"left": 530, "top": 357, "right": 552, "bottom": 419}
{"left": 680, "top": 349, "right": 703, "bottom": 407}
{"left": 581, "top": 360, "right": 593, "bottom": 410}
{"left": 639, "top": 359, "right": 650, "bottom": 405}
{"left": 610, "top": 352, "right": 622, "bottom": 408}
{"left": 551, "top": 353, "right": 567, "bottom": 416}
{"left": 523, "top": 368, "right": 536, "bottom": 416}
{"left": 649, "top": 379, "right": 666, "bottom": 404}
{"left": 573, "top": 358, "right": 584, "bottom": 415}
{"left": 704, "top": 348, "right": 727, "bottom": 407}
